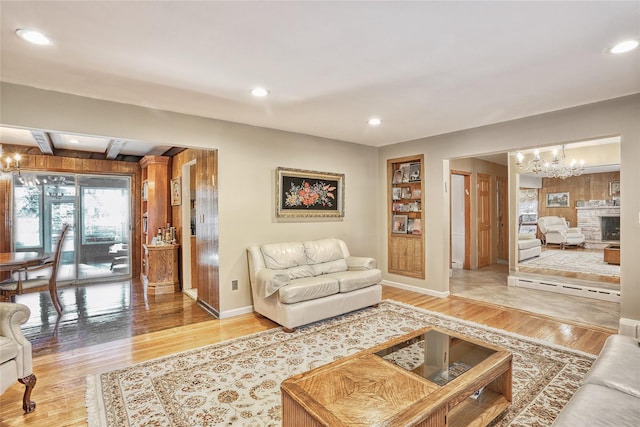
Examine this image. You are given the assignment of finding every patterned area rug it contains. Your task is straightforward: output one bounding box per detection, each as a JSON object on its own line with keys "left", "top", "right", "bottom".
{"left": 519, "top": 249, "right": 620, "bottom": 278}
{"left": 86, "top": 300, "right": 595, "bottom": 426}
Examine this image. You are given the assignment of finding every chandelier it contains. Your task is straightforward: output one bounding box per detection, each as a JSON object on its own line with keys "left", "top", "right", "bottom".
{"left": 515, "top": 145, "right": 585, "bottom": 179}
{"left": 0, "top": 145, "right": 21, "bottom": 174}
{"left": 46, "top": 176, "right": 67, "bottom": 199}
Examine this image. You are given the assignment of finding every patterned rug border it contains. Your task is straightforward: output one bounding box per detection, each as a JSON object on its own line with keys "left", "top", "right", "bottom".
{"left": 86, "top": 299, "right": 597, "bottom": 426}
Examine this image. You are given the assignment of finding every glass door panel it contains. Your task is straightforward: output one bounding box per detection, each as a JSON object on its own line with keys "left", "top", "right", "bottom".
{"left": 13, "top": 172, "right": 131, "bottom": 283}
{"left": 77, "top": 175, "right": 131, "bottom": 280}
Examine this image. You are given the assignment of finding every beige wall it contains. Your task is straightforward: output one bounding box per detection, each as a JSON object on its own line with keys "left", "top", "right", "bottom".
{"left": 2, "top": 83, "right": 639, "bottom": 331}
{"left": 0, "top": 83, "right": 379, "bottom": 315}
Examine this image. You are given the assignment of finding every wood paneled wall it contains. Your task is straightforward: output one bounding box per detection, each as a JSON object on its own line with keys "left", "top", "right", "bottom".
{"left": 0, "top": 148, "right": 142, "bottom": 279}
{"left": 538, "top": 171, "right": 620, "bottom": 227}
{"left": 170, "top": 148, "right": 219, "bottom": 315}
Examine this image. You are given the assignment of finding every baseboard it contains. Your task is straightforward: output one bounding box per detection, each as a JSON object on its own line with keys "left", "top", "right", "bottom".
{"left": 219, "top": 305, "right": 255, "bottom": 319}
{"left": 382, "top": 280, "right": 450, "bottom": 298}
{"left": 619, "top": 318, "right": 640, "bottom": 338}
{"left": 507, "top": 275, "right": 620, "bottom": 303}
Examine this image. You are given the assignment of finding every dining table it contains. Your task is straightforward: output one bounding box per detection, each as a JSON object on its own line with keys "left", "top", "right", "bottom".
{"left": 0, "top": 251, "right": 51, "bottom": 275}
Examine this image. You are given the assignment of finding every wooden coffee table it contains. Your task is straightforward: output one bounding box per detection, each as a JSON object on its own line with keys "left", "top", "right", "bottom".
{"left": 281, "top": 326, "right": 512, "bottom": 427}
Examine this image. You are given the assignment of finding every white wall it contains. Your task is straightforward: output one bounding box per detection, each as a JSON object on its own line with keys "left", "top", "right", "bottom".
{"left": 0, "top": 83, "right": 379, "bottom": 314}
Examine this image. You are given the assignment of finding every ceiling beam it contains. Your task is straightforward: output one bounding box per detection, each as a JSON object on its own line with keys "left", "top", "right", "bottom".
{"left": 105, "top": 139, "right": 126, "bottom": 159}
{"left": 31, "top": 130, "right": 54, "bottom": 155}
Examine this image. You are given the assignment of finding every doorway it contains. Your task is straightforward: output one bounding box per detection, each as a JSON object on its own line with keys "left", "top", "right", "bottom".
{"left": 450, "top": 171, "right": 470, "bottom": 270}
{"left": 12, "top": 172, "right": 132, "bottom": 283}
{"left": 181, "top": 160, "right": 197, "bottom": 300}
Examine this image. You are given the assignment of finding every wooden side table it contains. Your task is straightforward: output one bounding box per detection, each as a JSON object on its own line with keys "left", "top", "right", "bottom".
{"left": 143, "top": 244, "right": 180, "bottom": 295}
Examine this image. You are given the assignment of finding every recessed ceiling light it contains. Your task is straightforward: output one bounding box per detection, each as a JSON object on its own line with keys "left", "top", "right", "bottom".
{"left": 15, "top": 29, "right": 53, "bottom": 46}
{"left": 368, "top": 118, "right": 382, "bottom": 126}
{"left": 607, "top": 39, "right": 639, "bottom": 54}
{"left": 251, "top": 87, "right": 270, "bottom": 97}
{"left": 69, "top": 139, "right": 80, "bottom": 144}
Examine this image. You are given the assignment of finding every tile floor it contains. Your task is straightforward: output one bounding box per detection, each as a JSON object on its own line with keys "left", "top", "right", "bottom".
{"left": 450, "top": 264, "right": 620, "bottom": 330}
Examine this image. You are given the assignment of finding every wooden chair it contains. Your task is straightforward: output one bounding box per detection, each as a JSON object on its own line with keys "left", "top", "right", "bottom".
{"left": 0, "top": 224, "right": 70, "bottom": 315}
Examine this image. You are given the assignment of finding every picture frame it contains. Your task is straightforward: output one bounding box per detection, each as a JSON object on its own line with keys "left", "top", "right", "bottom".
{"left": 392, "top": 187, "right": 402, "bottom": 200}
{"left": 276, "top": 167, "right": 345, "bottom": 218}
{"left": 170, "top": 177, "right": 181, "bottom": 206}
{"left": 392, "top": 169, "right": 403, "bottom": 184}
{"left": 546, "top": 191, "right": 569, "bottom": 208}
{"left": 401, "top": 187, "right": 412, "bottom": 199}
{"left": 392, "top": 214, "right": 408, "bottom": 234}
{"left": 409, "top": 162, "right": 421, "bottom": 182}
{"left": 400, "top": 163, "right": 411, "bottom": 183}
{"left": 609, "top": 181, "right": 620, "bottom": 197}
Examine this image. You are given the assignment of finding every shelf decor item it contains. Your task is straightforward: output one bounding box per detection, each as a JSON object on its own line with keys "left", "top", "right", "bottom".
{"left": 276, "top": 167, "right": 345, "bottom": 218}
{"left": 392, "top": 215, "right": 408, "bottom": 234}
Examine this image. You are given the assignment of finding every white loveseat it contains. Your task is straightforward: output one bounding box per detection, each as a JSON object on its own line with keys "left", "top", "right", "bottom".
{"left": 247, "top": 238, "right": 382, "bottom": 332}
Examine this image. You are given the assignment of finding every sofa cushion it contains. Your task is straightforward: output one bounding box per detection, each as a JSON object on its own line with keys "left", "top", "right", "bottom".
{"left": 310, "top": 259, "right": 348, "bottom": 276}
{"left": 304, "top": 239, "right": 344, "bottom": 264}
{"left": 0, "top": 336, "right": 18, "bottom": 365}
{"left": 261, "top": 242, "right": 307, "bottom": 269}
{"left": 325, "top": 269, "right": 382, "bottom": 293}
{"left": 518, "top": 238, "right": 541, "bottom": 250}
{"left": 585, "top": 334, "right": 640, "bottom": 398}
{"left": 552, "top": 383, "right": 640, "bottom": 426}
{"left": 278, "top": 277, "right": 339, "bottom": 304}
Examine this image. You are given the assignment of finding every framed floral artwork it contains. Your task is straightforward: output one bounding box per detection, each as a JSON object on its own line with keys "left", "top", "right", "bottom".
{"left": 276, "top": 167, "right": 345, "bottom": 218}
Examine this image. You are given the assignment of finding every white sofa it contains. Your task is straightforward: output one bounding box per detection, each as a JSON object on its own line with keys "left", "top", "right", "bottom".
{"left": 247, "top": 238, "right": 382, "bottom": 332}
{"left": 553, "top": 334, "right": 640, "bottom": 426}
{"left": 517, "top": 233, "right": 542, "bottom": 261}
{"left": 537, "top": 216, "right": 586, "bottom": 249}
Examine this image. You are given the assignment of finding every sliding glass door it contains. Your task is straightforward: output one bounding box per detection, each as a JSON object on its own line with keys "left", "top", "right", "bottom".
{"left": 13, "top": 172, "right": 131, "bottom": 284}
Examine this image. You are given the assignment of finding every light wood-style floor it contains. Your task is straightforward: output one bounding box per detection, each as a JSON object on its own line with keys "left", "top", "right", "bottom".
{"left": 0, "top": 282, "right": 614, "bottom": 426}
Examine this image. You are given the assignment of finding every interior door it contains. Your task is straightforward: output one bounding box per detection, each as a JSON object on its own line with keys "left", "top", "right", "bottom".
{"left": 477, "top": 173, "right": 491, "bottom": 268}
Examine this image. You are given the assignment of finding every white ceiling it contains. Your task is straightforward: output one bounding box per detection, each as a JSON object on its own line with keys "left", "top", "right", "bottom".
{"left": 1, "top": 1, "right": 639, "bottom": 151}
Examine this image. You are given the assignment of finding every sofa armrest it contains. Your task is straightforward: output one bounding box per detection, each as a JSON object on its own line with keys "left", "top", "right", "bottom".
{"left": 346, "top": 256, "right": 377, "bottom": 271}
{"left": 255, "top": 269, "right": 289, "bottom": 298}
{"left": 0, "top": 302, "right": 32, "bottom": 377}
{"left": 566, "top": 227, "right": 582, "bottom": 234}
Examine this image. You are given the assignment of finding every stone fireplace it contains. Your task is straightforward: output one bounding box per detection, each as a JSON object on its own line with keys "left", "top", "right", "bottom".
{"left": 577, "top": 206, "right": 620, "bottom": 242}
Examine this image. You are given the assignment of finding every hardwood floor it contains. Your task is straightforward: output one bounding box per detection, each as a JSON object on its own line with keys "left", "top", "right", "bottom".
{"left": 0, "top": 281, "right": 614, "bottom": 426}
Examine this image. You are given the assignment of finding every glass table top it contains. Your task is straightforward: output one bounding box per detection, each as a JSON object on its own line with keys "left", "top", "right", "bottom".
{"left": 374, "top": 328, "right": 497, "bottom": 386}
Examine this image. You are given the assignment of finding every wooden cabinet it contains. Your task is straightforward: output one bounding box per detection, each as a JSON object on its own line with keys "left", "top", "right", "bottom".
{"left": 388, "top": 155, "right": 424, "bottom": 278}
{"left": 143, "top": 244, "right": 180, "bottom": 294}
{"left": 139, "top": 156, "right": 170, "bottom": 280}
